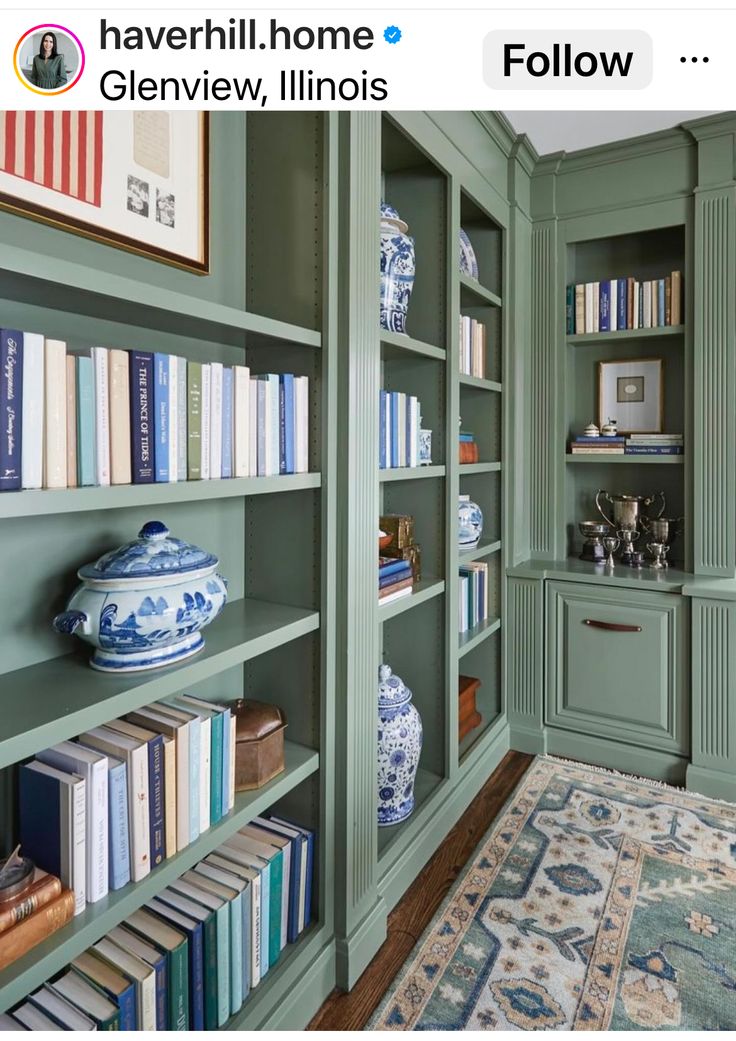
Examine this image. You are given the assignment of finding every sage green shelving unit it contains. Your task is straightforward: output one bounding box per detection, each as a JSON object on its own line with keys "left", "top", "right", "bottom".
{"left": 0, "top": 112, "right": 337, "bottom": 1030}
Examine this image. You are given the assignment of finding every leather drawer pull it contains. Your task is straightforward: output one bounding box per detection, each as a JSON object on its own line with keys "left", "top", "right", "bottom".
{"left": 583, "top": 619, "right": 642, "bottom": 633}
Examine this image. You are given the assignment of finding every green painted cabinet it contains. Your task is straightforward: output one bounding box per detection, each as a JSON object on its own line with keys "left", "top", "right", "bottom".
{"left": 546, "top": 581, "right": 689, "bottom": 755}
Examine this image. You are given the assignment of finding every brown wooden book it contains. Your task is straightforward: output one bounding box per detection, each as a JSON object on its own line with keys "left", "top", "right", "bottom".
{"left": 0, "top": 869, "right": 62, "bottom": 934}
{"left": 0, "top": 889, "right": 74, "bottom": 971}
{"left": 378, "top": 576, "right": 413, "bottom": 600}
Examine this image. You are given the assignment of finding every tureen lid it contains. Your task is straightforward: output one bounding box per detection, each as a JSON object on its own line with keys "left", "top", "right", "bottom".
{"left": 378, "top": 663, "right": 412, "bottom": 710}
{"left": 78, "top": 520, "right": 218, "bottom": 582}
{"left": 380, "top": 201, "right": 408, "bottom": 234}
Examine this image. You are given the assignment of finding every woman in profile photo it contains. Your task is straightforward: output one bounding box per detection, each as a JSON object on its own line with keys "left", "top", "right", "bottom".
{"left": 29, "top": 31, "right": 67, "bottom": 89}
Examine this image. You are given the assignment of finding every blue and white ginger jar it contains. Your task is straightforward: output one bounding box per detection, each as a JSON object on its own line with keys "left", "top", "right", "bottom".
{"left": 458, "top": 493, "right": 483, "bottom": 548}
{"left": 53, "top": 520, "right": 228, "bottom": 672}
{"left": 377, "top": 663, "right": 423, "bottom": 826}
{"left": 380, "top": 202, "right": 416, "bottom": 335}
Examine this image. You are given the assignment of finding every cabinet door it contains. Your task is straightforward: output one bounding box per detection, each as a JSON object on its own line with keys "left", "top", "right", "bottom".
{"left": 546, "top": 581, "right": 688, "bottom": 753}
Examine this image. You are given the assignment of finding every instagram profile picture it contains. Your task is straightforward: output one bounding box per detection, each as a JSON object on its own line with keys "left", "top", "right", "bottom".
{"left": 14, "top": 24, "right": 85, "bottom": 95}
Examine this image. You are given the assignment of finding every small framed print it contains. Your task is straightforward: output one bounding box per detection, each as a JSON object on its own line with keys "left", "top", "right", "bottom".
{"left": 599, "top": 358, "right": 663, "bottom": 433}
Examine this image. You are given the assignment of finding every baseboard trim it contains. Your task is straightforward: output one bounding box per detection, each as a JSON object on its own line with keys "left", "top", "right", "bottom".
{"left": 509, "top": 722, "right": 548, "bottom": 755}
{"left": 545, "top": 727, "right": 687, "bottom": 785}
{"left": 334, "top": 898, "right": 388, "bottom": 991}
{"left": 686, "top": 763, "right": 736, "bottom": 803}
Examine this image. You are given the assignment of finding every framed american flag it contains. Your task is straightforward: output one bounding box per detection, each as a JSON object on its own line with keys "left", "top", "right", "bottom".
{"left": 0, "top": 110, "right": 209, "bottom": 273}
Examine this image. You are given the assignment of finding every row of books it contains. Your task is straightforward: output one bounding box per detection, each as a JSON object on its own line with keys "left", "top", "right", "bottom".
{"left": 566, "top": 271, "right": 682, "bottom": 335}
{"left": 18, "top": 695, "right": 238, "bottom": 919}
{"left": 459, "top": 562, "right": 490, "bottom": 635}
{"left": 378, "top": 556, "right": 414, "bottom": 606}
{"left": 569, "top": 433, "right": 684, "bottom": 456}
{"left": 0, "top": 329, "right": 310, "bottom": 492}
{"left": 379, "top": 390, "right": 427, "bottom": 469}
{"left": 459, "top": 315, "right": 487, "bottom": 378}
{"left": 459, "top": 430, "right": 479, "bottom": 464}
{"left": 2, "top": 816, "right": 314, "bottom": 1030}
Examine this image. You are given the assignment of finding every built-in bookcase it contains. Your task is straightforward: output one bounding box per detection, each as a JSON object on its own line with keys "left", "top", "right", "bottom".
{"left": 0, "top": 112, "right": 336, "bottom": 1030}
{"left": 563, "top": 223, "right": 690, "bottom": 568}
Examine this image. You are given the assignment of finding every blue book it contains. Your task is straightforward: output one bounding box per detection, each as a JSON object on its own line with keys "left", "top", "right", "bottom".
{"left": 129, "top": 351, "right": 154, "bottom": 484}
{"left": 390, "top": 392, "right": 399, "bottom": 468}
{"left": 638, "top": 286, "right": 644, "bottom": 328}
{"left": 73, "top": 952, "right": 137, "bottom": 1031}
{"left": 256, "top": 378, "right": 267, "bottom": 477}
{"left": 658, "top": 279, "right": 666, "bottom": 327}
{"left": 279, "top": 373, "right": 295, "bottom": 475}
{"left": 616, "top": 278, "right": 627, "bottom": 330}
{"left": 573, "top": 435, "right": 625, "bottom": 444}
{"left": 153, "top": 352, "right": 170, "bottom": 482}
{"left": 625, "top": 445, "right": 683, "bottom": 455}
{"left": 76, "top": 356, "right": 96, "bottom": 487}
{"left": 147, "top": 898, "right": 202, "bottom": 1031}
{"left": 221, "top": 367, "right": 233, "bottom": 479}
{"left": 19, "top": 762, "right": 70, "bottom": 882}
{"left": 599, "top": 281, "right": 610, "bottom": 332}
{"left": 108, "top": 925, "right": 167, "bottom": 1031}
{"left": 0, "top": 329, "right": 23, "bottom": 491}
{"left": 566, "top": 284, "right": 574, "bottom": 334}
{"left": 254, "top": 817, "right": 304, "bottom": 944}
{"left": 459, "top": 433, "right": 475, "bottom": 443}
{"left": 379, "top": 567, "right": 411, "bottom": 589}
{"left": 379, "top": 558, "right": 412, "bottom": 578}
{"left": 379, "top": 390, "right": 387, "bottom": 468}
{"left": 108, "top": 757, "right": 131, "bottom": 891}
{"left": 268, "top": 816, "right": 314, "bottom": 932}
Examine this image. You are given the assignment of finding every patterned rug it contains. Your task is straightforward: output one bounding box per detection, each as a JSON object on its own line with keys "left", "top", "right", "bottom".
{"left": 369, "top": 757, "right": 736, "bottom": 1031}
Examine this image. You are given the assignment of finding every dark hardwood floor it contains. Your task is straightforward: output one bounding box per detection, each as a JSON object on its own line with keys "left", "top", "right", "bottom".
{"left": 309, "top": 749, "right": 533, "bottom": 1031}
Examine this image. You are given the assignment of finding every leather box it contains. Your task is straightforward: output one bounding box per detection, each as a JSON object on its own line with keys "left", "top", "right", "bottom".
{"left": 231, "top": 699, "right": 287, "bottom": 791}
{"left": 458, "top": 674, "right": 482, "bottom": 741}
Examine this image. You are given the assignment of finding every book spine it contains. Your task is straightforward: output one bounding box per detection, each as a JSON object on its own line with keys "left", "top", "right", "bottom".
{"left": 379, "top": 390, "right": 387, "bottom": 468}
{"left": 625, "top": 445, "right": 683, "bottom": 455}
{"left": 221, "top": 366, "right": 233, "bottom": 479}
{"left": 256, "top": 378, "right": 267, "bottom": 477}
{"left": 209, "top": 712, "right": 223, "bottom": 823}
{"left": 200, "top": 365, "right": 211, "bottom": 480}
{"left": 177, "top": 357, "right": 187, "bottom": 481}
{"left": 584, "top": 283, "right": 594, "bottom": 333}
{"left": 268, "top": 374, "right": 280, "bottom": 476}
{"left": 233, "top": 365, "right": 249, "bottom": 478}
{"left": 76, "top": 356, "right": 96, "bottom": 486}
{"left": 229, "top": 895, "right": 244, "bottom": 1014}
{"left": 65, "top": 354, "right": 77, "bottom": 488}
{"left": 21, "top": 332, "right": 44, "bottom": 488}
{"left": 241, "top": 883, "right": 251, "bottom": 999}
{"left": 565, "top": 285, "right": 574, "bottom": 335}
{"left": 129, "top": 747, "right": 151, "bottom": 882}
{"left": 169, "top": 941, "right": 190, "bottom": 1030}
{"left": 215, "top": 906, "right": 231, "bottom": 1025}
{"left": 250, "top": 872, "right": 261, "bottom": 987}
{"left": 203, "top": 915, "right": 219, "bottom": 1030}
{"left": 299, "top": 377, "right": 309, "bottom": 473}
{"left": 609, "top": 280, "right": 618, "bottom": 331}
{"left": 228, "top": 714, "right": 236, "bottom": 811}
{"left": 176, "top": 725, "right": 190, "bottom": 851}
{"left": 168, "top": 354, "right": 179, "bottom": 482}
{"left": 658, "top": 279, "right": 666, "bottom": 327}
{"left": 109, "top": 349, "right": 131, "bottom": 485}
{"left": 44, "top": 339, "right": 67, "bottom": 488}
{"left": 0, "top": 329, "right": 22, "bottom": 491}
{"left": 221, "top": 709, "right": 231, "bottom": 822}
{"left": 0, "top": 891, "right": 75, "bottom": 972}
{"left": 379, "top": 567, "right": 412, "bottom": 588}
{"left": 638, "top": 283, "right": 645, "bottom": 328}
{"left": 0, "top": 873, "right": 62, "bottom": 934}
{"left": 154, "top": 352, "right": 170, "bottom": 482}
{"left": 665, "top": 275, "right": 672, "bottom": 325}
{"left": 598, "top": 281, "right": 610, "bottom": 332}
{"left": 199, "top": 717, "right": 211, "bottom": 834}
{"left": 148, "top": 735, "right": 165, "bottom": 868}
{"left": 615, "top": 278, "right": 626, "bottom": 330}
{"left": 108, "top": 761, "right": 131, "bottom": 891}
{"left": 70, "top": 777, "right": 86, "bottom": 915}
{"left": 163, "top": 736, "right": 177, "bottom": 858}
{"left": 129, "top": 351, "right": 154, "bottom": 483}
{"left": 90, "top": 760, "right": 109, "bottom": 904}
{"left": 282, "top": 373, "right": 295, "bottom": 474}
{"left": 152, "top": 955, "right": 167, "bottom": 1031}
{"left": 188, "top": 718, "right": 200, "bottom": 843}
{"left": 279, "top": 374, "right": 286, "bottom": 475}
{"left": 187, "top": 361, "right": 202, "bottom": 479}
{"left": 248, "top": 378, "right": 258, "bottom": 477}
{"left": 390, "top": 392, "right": 399, "bottom": 468}
{"left": 91, "top": 347, "right": 110, "bottom": 486}
{"left": 671, "top": 270, "right": 682, "bottom": 325}
{"left": 209, "top": 362, "right": 223, "bottom": 480}
{"left": 190, "top": 922, "right": 205, "bottom": 1031}
{"left": 574, "top": 285, "right": 584, "bottom": 335}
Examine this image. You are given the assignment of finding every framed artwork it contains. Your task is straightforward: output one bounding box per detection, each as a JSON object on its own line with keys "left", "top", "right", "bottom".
{"left": 0, "top": 111, "right": 209, "bottom": 273}
{"left": 598, "top": 357, "right": 663, "bottom": 432}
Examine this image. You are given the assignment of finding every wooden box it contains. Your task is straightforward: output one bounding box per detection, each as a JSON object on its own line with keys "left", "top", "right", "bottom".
{"left": 231, "top": 699, "right": 288, "bottom": 791}
{"left": 458, "top": 674, "right": 482, "bottom": 741}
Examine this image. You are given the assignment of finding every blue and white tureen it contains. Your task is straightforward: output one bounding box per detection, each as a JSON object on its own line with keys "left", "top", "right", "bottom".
{"left": 53, "top": 520, "right": 228, "bottom": 673}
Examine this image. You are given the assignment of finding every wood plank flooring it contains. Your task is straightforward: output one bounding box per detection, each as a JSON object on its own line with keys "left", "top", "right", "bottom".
{"left": 309, "top": 749, "right": 534, "bottom": 1031}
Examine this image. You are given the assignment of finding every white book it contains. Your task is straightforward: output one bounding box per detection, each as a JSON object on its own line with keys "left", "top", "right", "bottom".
{"left": 409, "top": 396, "right": 419, "bottom": 468}
{"left": 37, "top": 741, "right": 108, "bottom": 904}
{"left": 90, "top": 347, "right": 110, "bottom": 486}
{"left": 177, "top": 356, "right": 187, "bottom": 480}
{"left": 44, "top": 338, "right": 67, "bottom": 489}
{"left": 592, "top": 281, "right": 600, "bottom": 333}
{"left": 584, "top": 283, "right": 594, "bottom": 334}
{"left": 240, "top": 825, "right": 290, "bottom": 951}
{"left": 233, "top": 364, "right": 250, "bottom": 478}
{"left": 156, "top": 702, "right": 200, "bottom": 843}
{"left": 263, "top": 373, "right": 280, "bottom": 477}
{"left": 78, "top": 726, "right": 150, "bottom": 882}
{"left": 210, "top": 361, "right": 223, "bottom": 479}
{"left": 215, "top": 845, "right": 264, "bottom": 984}
{"left": 204, "top": 855, "right": 260, "bottom": 989}
{"left": 228, "top": 713, "right": 236, "bottom": 810}
{"left": 21, "top": 332, "right": 44, "bottom": 488}
{"left": 201, "top": 363, "right": 211, "bottom": 480}
{"left": 379, "top": 586, "right": 412, "bottom": 607}
{"left": 29, "top": 985, "right": 95, "bottom": 1031}
{"left": 248, "top": 377, "right": 258, "bottom": 477}
{"left": 95, "top": 936, "right": 156, "bottom": 1031}
{"left": 127, "top": 705, "right": 191, "bottom": 851}
{"left": 108, "top": 348, "right": 131, "bottom": 486}
{"left": 171, "top": 698, "right": 211, "bottom": 833}
{"left": 643, "top": 281, "right": 652, "bottom": 328}
{"left": 609, "top": 281, "right": 618, "bottom": 332}
{"left": 168, "top": 354, "right": 179, "bottom": 482}
{"left": 632, "top": 281, "right": 640, "bottom": 329}
{"left": 295, "top": 376, "right": 309, "bottom": 473}
{"left": 50, "top": 971, "right": 118, "bottom": 1027}
{"left": 23, "top": 760, "right": 86, "bottom": 914}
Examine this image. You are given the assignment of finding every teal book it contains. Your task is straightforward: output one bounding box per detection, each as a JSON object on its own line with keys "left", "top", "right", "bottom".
{"left": 164, "top": 880, "right": 220, "bottom": 1030}
{"left": 192, "top": 862, "right": 245, "bottom": 1014}
{"left": 126, "top": 906, "right": 189, "bottom": 1031}
{"left": 175, "top": 695, "right": 224, "bottom": 823}
{"left": 204, "top": 853, "right": 258, "bottom": 993}
{"left": 219, "top": 839, "right": 269, "bottom": 978}
{"left": 76, "top": 355, "right": 96, "bottom": 486}
{"left": 230, "top": 832, "right": 283, "bottom": 968}
{"left": 178, "top": 871, "right": 231, "bottom": 1026}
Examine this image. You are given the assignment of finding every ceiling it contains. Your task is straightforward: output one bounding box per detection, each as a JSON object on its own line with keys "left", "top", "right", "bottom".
{"left": 503, "top": 110, "right": 719, "bottom": 156}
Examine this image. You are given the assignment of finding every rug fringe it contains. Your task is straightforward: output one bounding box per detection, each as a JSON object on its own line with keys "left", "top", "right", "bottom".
{"left": 542, "top": 754, "right": 736, "bottom": 808}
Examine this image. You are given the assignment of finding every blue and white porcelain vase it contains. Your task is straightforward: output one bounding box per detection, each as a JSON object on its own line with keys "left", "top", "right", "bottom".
{"left": 377, "top": 663, "right": 423, "bottom": 826}
{"left": 458, "top": 493, "right": 483, "bottom": 548}
{"left": 380, "top": 202, "right": 416, "bottom": 334}
{"left": 53, "top": 520, "right": 228, "bottom": 673}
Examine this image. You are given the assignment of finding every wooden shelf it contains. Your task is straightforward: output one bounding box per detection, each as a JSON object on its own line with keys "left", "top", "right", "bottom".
{"left": 378, "top": 578, "right": 445, "bottom": 622}
{"left": 0, "top": 598, "right": 320, "bottom": 770}
{"left": 459, "top": 462, "right": 502, "bottom": 475}
{"left": 0, "top": 474, "right": 322, "bottom": 520}
{"left": 379, "top": 465, "right": 446, "bottom": 482}
{"left": 459, "top": 274, "right": 502, "bottom": 308}
{"left": 458, "top": 616, "right": 502, "bottom": 658}
{"left": 459, "top": 373, "right": 503, "bottom": 393}
{"left": 0, "top": 742, "right": 319, "bottom": 1014}
{"left": 566, "top": 454, "right": 684, "bottom": 465}
{"left": 567, "top": 325, "right": 685, "bottom": 345}
{"left": 459, "top": 538, "right": 502, "bottom": 562}
{"left": 380, "top": 329, "right": 446, "bottom": 362}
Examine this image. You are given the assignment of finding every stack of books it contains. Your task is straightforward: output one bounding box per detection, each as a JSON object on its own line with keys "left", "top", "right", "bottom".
{"left": 566, "top": 271, "right": 682, "bottom": 335}
{"left": 2, "top": 816, "right": 315, "bottom": 1030}
{"left": 378, "top": 557, "right": 413, "bottom": 605}
{"left": 570, "top": 434, "right": 683, "bottom": 456}
{"left": 459, "top": 315, "right": 487, "bottom": 377}
{"left": 17, "top": 697, "right": 239, "bottom": 933}
{"left": 459, "top": 430, "right": 479, "bottom": 464}
{"left": 459, "top": 562, "right": 489, "bottom": 635}
{"left": 0, "top": 329, "right": 310, "bottom": 493}
{"left": 378, "top": 390, "right": 425, "bottom": 469}
{"left": 0, "top": 868, "right": 75, "bottom": 974}
{"left": 379, "top": 514, "right": 421, "bottom": 606}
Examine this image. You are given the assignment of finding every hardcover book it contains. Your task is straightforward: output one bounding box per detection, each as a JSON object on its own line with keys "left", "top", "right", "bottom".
{"left": 0, "top": 328, "right": 22, "bottom": 492}
{"left": 65, "top": 354, "right": 78, "bottom": 488}
{"left": 44, "top": 338, "right": 67, "bottom": 489}
{"left": 187, "top": 360, "right": 203, "bottom": 479}
{"left": 76, "top": 356, "right": 96, "bottom": 487}
{"left": 109, "top": 348, "right": 132, "bottom": 485}
{"left": 129, "top": 351, "right": 154, "bottom": 483}
{"left": 91, "top": 346, "right": 111, "bottom": 486}
{"left": 153, "top": 352, "right": 170, "bottom": 482}
{"left": 21, "top": 332, "right": 44, "bottom": 489}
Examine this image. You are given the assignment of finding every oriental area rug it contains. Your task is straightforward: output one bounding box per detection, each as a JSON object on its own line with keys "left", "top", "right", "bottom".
{"left": 369, "top": 757, "right": 736, "bottom": 1031}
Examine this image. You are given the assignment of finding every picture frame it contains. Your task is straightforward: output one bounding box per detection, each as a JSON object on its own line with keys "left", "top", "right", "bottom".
{"left": 598, "top": 357, "right": 664, "bottom": 433}
{"left": 0, "top": 111, "right": 209, "bottom": 273}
